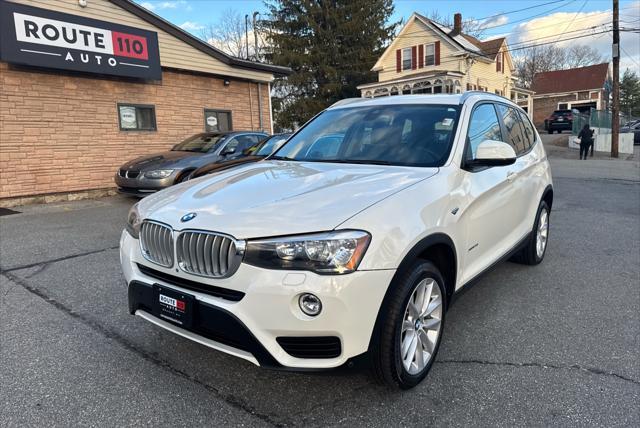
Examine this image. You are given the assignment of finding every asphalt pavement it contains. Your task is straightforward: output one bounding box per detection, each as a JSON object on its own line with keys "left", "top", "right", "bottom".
{"left": 1, "top": 143, "right": 639, "bottom": 427}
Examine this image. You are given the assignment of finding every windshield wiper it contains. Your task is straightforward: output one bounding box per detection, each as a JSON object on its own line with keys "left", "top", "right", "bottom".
{"left": 269, "top": 155, "right": 297, "bottom": 161}
{"left": 303, "top": 158, "right": 392, "bottom": 165}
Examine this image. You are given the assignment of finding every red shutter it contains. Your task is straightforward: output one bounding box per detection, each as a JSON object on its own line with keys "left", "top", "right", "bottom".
{"left": 411, "top": 46, "right": 417, "bottom": 70}
{"left": 501, "top": 52, "right": 505, "bottom": 74}
{"left": 496, "top": 52, "right": 501, "bottom": 72}
{"left": 396, "top": 49, "right": 401, "bottom": 72}
{"left": 435, "top": 41, "right": 440, "bottom": 66}
{"left": 418, "top": 45, "right": 424, "bottom": 68}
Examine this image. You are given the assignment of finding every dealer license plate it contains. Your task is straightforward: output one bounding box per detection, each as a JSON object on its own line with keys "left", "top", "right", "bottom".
{"left": 152, "top": 284, "right": 195, "bottom": 329}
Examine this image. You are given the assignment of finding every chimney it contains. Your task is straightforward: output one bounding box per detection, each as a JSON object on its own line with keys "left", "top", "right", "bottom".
{"left": 452, "top": 13, "right": 462, "bottom": 35}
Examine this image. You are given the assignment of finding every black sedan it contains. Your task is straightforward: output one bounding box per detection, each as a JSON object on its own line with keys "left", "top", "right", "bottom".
{"left": 188, "top": 133, "right": 292, "bottom": 180}
{"left": 115, "top": 131, "right": 267, "bottom": 195}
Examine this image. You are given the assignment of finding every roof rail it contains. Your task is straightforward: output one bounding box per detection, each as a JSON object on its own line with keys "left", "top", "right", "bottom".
{"left": 459, "top": 91, "right": 512, "bottom": 105}
{"left": 329, "top": 98, "right": 365, "bottom": 108}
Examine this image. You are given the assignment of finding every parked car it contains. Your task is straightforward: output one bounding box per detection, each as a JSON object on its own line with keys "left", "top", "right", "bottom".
{"left": 544, "top": 109, "right": 577, "bottom": 134}
{"left": 188, "top": 133, "right": 292, "bottom": 180}
{"left": 115, "top": 131, "right": 268, "bottom": 195}
{"left": 621, "top": 121, "right": 640, "bottom": 145}
{"left": 121, "top": 93, "right": 553, "bottom": 389}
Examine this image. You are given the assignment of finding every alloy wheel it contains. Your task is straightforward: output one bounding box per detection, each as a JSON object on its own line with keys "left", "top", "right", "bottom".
{"left": 536, "top": 208, "right": 549, "bottom": 259}
{"left": 400, "top": 278, "right": 443, "bottom": 375}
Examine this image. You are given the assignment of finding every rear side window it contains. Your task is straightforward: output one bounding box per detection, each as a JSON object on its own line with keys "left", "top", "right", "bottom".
{"left": 518, "top": 111, "right": 536, "bottom": 149}
{"left": 466, "top": 103, "right": 502, "bottom": 160}
{"left": 496, "top": 104, "right": 527, "bottom": 155}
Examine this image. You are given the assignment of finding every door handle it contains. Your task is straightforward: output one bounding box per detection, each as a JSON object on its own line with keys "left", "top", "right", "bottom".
{"left": 506, "top": 171, "right": 517, "bottom": 182}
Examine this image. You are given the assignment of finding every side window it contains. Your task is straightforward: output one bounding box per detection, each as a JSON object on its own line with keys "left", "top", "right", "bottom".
{"left": 518, "top": 110, "right": 536, "bottom": 149}
{"left": 466, "top": 103, "right": 503, "bottom": 160}
{"left": 222, "top": 137, "right": 240, "bottom": 153}
{"left": 496, "top": 104, "right": 527, "bottom": 155}
{"left": 204, "top": 109, "right": 232, "bottom": 132}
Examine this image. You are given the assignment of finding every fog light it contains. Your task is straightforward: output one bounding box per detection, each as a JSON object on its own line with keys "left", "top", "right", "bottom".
{"left": 299, "top": 293, "right": 322, "bottom": 316}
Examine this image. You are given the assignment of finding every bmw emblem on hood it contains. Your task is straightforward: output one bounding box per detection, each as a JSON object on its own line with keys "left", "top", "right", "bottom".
{"left": 180, "top": 212, "right": 197, "bottom": 222}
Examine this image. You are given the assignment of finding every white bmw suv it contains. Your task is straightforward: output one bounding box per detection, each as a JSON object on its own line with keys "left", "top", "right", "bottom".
{"left": 120, "top": 93, "right": 553, "bottom": 389}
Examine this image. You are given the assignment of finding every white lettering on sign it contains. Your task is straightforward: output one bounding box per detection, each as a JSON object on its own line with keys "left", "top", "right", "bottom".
{"left": 13, "top": 12, "right": 114, "bottom": 54}
{"left": 159, "top": 294, "right": 177, "bottom": 308}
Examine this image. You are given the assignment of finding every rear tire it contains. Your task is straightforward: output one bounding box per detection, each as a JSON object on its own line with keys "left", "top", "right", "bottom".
{"left": 548, "top": 129, "right": 553, "bottom": 134}
{"left": 370, "top": 261, "right": 446, "bottom": 389}
{"left": 511, "top": 200, "right": 550, "bottom": 265}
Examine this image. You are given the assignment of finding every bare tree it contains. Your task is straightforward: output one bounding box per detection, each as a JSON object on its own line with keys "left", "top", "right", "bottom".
{"left": 200, "top": 9, "right": 254, "bottom": 59}
{"left": 563, "top": 45, "right": 603, "bottom": 69}
{"left": 514, "top": 44, "right": 604, "bottom": 88}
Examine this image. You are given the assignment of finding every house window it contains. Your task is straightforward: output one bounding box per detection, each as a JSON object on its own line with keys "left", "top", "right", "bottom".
{"left": 204, "top": 109, "right": 232, "bottom": 132}
{"left": 402, "top": 47, "right": 412, "bottom": 71}
{"left": 558, "top": 103, "right": 569, "bottom": 110}
{"left": 424, "top": 43, "right": 435, "bottom": 66}
{"left": 118, "top": 104, "right": 156, "bottom": 131}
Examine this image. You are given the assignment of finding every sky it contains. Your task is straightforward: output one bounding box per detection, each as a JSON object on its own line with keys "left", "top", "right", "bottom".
{"left": 135, "top": 0, "right": 640, "bottom": 71}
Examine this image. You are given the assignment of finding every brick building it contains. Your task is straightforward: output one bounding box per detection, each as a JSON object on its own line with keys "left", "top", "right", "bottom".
{"left": 531, "top": 63, "right": 610, "bottom": 127}
{"left": 0, "top": 0, "right": 289, "bottom": 206}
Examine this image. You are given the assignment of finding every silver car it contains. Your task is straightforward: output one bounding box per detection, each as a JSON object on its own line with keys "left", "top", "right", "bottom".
{"left": 115, "top": 131, "right": 267, "bottom": 196}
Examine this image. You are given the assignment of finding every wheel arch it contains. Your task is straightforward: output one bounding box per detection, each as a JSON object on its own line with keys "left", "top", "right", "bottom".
{"left": 541, "top": 184, "right": 554, "bottom": 210}
{"left": 367, "top": 233, "right": 457, "bottom": 354}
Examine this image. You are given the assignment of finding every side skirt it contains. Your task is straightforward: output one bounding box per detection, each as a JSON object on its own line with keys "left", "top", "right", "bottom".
{"left": 450, "top": 232, "right": 532, "bottom": 305}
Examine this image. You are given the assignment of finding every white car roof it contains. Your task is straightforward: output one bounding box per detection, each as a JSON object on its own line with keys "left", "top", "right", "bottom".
{"left": 328, "top": 93, "right": 514, "bottom": 110}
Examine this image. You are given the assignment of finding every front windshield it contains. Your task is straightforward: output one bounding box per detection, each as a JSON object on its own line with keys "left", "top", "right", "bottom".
{"left": 172, "top": 134, "right": 225, "bottom": 153}
{"left": 255, "top": 135, "right": 290, "bottom": 156}
{"left": 271, "top": 105, "right": 460, "bottom": 167}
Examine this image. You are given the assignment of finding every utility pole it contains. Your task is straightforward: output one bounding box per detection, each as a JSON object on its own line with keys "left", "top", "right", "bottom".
{"left": 611, "top": 0, "right": 620, "bottom": 157}
{"left": 253, "top": 12, "right": 260, "bottom": 61}
{"left": 244, "top": 14, "right": 250, "bottom": 59}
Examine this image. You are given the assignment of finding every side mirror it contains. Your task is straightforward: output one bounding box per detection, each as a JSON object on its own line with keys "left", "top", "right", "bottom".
{"left": 221, "top": 146, "right": 236, "bottom": 156}
{"left": 468, "top": 140, "right": 516, "bottom": 167}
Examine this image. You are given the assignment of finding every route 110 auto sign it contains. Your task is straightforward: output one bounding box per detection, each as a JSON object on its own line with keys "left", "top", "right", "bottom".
{"left": 0, "top": 2, "right": 161, "bottom": 80}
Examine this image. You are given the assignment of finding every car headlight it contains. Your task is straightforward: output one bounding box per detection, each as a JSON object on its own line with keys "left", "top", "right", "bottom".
{"left": 144, "top": 169, "right": 174, "bottom": 179}
{"left": 244, "top": 230, "right": 370, "bottom": 274}
{"left": 126, "top": 203, "right": 142, "bottom": 239}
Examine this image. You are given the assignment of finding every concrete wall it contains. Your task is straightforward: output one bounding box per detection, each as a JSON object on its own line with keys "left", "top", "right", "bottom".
{"left": 569, "top": 129, "right": 634, "bottom": 154}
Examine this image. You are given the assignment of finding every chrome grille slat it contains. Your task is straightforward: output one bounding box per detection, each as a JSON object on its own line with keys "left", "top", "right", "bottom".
{"left": 140, "top": 221, "right": 174, "bottom": 268}
{"left": 176, "top": 231, "right": 242, "bottom": 279}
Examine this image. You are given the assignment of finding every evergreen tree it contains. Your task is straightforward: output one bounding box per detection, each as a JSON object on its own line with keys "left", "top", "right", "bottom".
{"left": 264, "top": 0, "right": 399, "bottom": 130}
{"left": 620, "top": 68, "right": 640, "bottom": 118}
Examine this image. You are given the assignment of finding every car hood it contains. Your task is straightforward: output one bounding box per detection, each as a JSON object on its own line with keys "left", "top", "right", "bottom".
{"left": 120, "top": 151, "right": 202, "bottom": 171}
{"left": 138, "top": 160, "right": 438, "bottom": 238}
{"left": 191, "top": 156, "right": 262, "bottom": 178}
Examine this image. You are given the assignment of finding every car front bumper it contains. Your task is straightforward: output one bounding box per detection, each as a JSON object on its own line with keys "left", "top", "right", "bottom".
{"left": 114, "top": 172, "right": 178, "bottom": 195}
{"left": 120, "top": 230, "right": 395, "bottom": 369}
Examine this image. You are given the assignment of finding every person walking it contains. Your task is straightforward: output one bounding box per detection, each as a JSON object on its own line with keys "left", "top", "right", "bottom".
{"left": 578, "top": 124, "right": 594, "bottom": 160}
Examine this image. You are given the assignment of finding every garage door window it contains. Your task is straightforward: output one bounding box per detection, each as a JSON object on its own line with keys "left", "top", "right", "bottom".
{"left": 204, "top": 110, "right": 232, "bottom": 132}
{"left": 118, "top": 104, "right": 156, "bottom": 131}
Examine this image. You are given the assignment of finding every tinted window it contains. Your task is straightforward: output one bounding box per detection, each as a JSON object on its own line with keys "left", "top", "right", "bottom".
{"left": 518, "top": 110, "right": 536, "bottom": 149}
{"left": 172, "top": 134, "right": 225, "bottom": 153}
{"left": 466, "top": 103, "right": 502, "bottom": 160}
{"left": 272, "top": 105, "right": 461, "bottom": 167}
{"left": 496, "top": 104, "right": 527, "bottom": 155}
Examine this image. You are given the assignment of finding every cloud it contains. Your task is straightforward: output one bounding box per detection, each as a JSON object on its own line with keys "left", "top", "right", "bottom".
{"left": 508, "top": 2, "right": 640, "bottom": 71}
{"left": 482, "top": 15, "right": 508, "bottom": 28}
{"left": 137, "top": 1, "right": 189, "bottom": 11}
{"left": 180, "top": 21, "right": 204, "bottom": 31}
{"left": 139, "top": 2, "right": 155, "bottom": 10}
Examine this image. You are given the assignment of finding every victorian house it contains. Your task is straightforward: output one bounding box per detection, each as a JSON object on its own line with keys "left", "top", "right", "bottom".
{"left": 358, "top": 13, "right": 533, "bottom": 114}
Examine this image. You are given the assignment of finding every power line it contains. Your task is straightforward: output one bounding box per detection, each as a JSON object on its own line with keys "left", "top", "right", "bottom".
{"left": 461, "top": 0, "right": 568, "bottom": 25}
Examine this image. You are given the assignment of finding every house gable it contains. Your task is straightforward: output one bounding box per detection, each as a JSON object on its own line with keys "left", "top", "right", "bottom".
{"left": 374, "top": 14, "right": 464, "bottom": 82}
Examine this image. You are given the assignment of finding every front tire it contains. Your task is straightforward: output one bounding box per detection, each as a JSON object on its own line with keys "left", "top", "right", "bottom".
{"left": 511, "top": 200, "right": 550, "bottom": 265}
{"left": 370, "top": 261, "right": 446, "bottom": 389}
